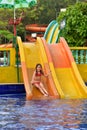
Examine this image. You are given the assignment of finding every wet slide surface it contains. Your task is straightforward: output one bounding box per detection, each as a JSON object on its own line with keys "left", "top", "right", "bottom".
{"left": 47, "top": 38, "right": 87, "bottom": 99}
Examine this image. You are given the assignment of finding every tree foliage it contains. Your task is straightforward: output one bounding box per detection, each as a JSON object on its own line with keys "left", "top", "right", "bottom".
{"left": 0, "top": 0, "right": 87, "bottom": 43}
{"left": 57, "top": 2, "right": 87, "bottom": 46}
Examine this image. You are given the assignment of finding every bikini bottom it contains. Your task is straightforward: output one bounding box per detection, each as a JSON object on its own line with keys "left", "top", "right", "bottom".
{"left": 32, "top": 81, "right": 40, "bottom": 85}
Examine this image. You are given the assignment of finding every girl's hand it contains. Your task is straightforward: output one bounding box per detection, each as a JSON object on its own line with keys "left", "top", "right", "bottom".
{"left": 45, "top": 71, "right": 51, "bottom": 77}
{"left": 31, "top": 81, "right": 34, "bottom": 84}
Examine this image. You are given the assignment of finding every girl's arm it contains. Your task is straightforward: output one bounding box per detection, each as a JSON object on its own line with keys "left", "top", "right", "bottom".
{"left": 31, "top": 71, "right": 36, "bottom": 84}
{"left": 44, "top": 71, "right": 51, "bottom": 77}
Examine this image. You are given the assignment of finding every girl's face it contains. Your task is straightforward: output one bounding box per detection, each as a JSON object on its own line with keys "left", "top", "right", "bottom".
{"left": 37, "top": 65, "right": 42, "bottom": 71}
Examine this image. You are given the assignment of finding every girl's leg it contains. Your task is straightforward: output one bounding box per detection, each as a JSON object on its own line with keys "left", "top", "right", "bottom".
{"left": 39, "top": 82, "right": 49, "bottom": 96}
{"left": 34, "top": 83, "right": 46, "bottom": 95}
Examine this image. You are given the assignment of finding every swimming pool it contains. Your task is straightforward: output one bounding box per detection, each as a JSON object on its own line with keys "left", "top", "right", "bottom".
{"left": 0, "top": 94, "right": 87, "bottom": 130}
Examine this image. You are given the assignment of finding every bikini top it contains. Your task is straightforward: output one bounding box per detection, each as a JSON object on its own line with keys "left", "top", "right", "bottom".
{"left": 35, "top": 72, "right": 41, "bottom": 76}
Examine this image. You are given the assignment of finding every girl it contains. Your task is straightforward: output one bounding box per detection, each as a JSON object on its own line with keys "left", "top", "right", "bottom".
{"left": 31, "top": 64, "right": 49, "bottom": 96}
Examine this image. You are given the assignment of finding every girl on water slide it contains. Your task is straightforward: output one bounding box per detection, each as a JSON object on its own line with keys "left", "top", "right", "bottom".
{"left": 31, "top": 64, "right": 50, "bottom": 96}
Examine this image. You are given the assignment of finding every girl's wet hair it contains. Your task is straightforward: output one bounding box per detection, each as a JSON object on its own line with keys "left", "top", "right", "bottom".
{"left": 35, "top": 63, "right": 44, "bottom": 75}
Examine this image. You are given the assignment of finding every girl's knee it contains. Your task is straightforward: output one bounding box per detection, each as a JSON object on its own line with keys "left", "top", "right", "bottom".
{"left": 40, "top": 82, "right": 44, "bottom": 86}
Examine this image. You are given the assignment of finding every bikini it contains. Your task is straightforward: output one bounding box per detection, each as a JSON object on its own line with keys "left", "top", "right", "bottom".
{"left": 32, "top": 72, "right": 42, "bottom": 85}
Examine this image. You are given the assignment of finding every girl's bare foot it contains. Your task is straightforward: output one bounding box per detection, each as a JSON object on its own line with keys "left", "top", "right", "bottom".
{"left": 44, "top": 93, "right": 49, "bottom": 96}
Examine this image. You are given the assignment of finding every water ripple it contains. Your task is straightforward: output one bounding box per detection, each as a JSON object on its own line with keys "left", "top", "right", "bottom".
{"left": 0, "top": 96, "right": 87, "bottom": 129}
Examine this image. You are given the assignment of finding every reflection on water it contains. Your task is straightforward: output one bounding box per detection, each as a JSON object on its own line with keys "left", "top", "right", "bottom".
{"left": 0, "top": 94, "right": 87, "bottom": 130}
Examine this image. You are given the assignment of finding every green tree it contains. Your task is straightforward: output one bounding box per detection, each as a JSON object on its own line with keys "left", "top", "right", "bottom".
{"left": 0, "top": 0, "right": 87, "bottom": 42}
{"left": 57, "top": 2, "right": 87, "bottom": 46}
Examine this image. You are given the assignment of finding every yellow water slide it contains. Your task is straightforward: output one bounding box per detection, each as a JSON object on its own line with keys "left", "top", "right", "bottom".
{"left": 42, "top": 37, "right": 87, "bottom": 99}
{"left": 17, "top": 37, "right": 59, "bottom": 100}
{"left": 17, "top": 36, "right": 87, "bottom": 99}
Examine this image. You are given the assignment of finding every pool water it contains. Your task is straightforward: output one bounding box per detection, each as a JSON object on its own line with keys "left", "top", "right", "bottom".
{"left": 0, "top": 94, "right": 87, "bottom": 130}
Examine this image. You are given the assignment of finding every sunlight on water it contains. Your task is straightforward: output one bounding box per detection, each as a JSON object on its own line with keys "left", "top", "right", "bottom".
{"left": 0, "top": 94, "right": 87, "bottom": 130}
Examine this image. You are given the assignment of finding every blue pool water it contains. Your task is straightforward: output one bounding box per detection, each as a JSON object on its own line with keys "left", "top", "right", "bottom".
{"left": 0, "top": 94, "right": 87, "bottom": 130}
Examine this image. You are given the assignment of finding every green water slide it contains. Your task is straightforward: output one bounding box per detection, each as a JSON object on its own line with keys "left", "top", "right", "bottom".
{"left": 44, "top": 20, "right": 60, "bottom": 44}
